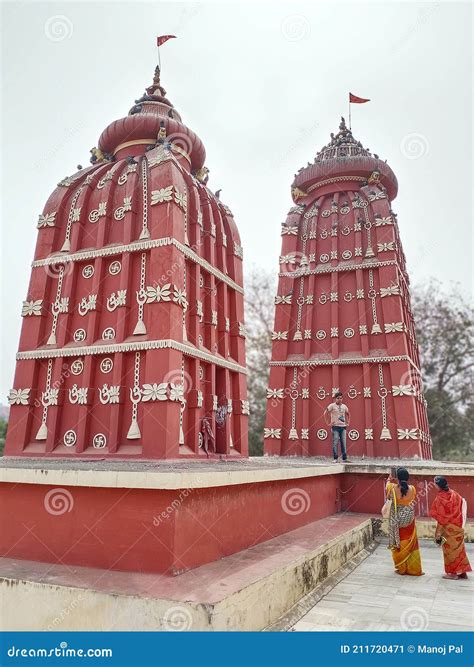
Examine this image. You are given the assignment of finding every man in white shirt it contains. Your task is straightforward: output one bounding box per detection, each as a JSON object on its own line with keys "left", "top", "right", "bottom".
{"left": 324, "top": 391, "right": 350, "bottom": 463}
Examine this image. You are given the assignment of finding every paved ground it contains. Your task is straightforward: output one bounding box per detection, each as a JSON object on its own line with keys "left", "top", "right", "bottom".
{"left": 291, "top": 541, "right": 474, "bottom": 631}
{"left": 1, "top": 455, "right": 471, "bottom": 473}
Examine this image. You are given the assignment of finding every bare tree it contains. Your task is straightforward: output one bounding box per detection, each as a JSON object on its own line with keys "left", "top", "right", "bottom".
{"left": 244, "top": 266, "right": 276, "bottom": 455}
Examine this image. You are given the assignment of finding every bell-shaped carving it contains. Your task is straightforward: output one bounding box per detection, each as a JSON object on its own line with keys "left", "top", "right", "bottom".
{"left": 371, "top": 322, "right": 383, "bottom": 334}
{"left": 127, "top": 418, "right": 141, "bottom": 439}
{"left": 288, "top": 428, "right": 298, "bottom": 440}
{"left": 35, "top": 422, "right": 48, "bottom": 440}
{"left": 293, "top": 330, "right": 303, "bottom": 341}
{"left": 380, "top": 426, "right": 392, "bottom": 440}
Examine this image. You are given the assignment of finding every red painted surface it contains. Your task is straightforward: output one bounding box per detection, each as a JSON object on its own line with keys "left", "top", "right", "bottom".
{"left": 0, "top": 475, "right": 341, "bottom": 575}
{"left": 341, "top": 473, "right": 474, "bottom": 518}
{"left": 5, "top": 65, "right": 247, "bottom": 459}
{"left": 264, "top": 118, "right": 431, "bottom": 459}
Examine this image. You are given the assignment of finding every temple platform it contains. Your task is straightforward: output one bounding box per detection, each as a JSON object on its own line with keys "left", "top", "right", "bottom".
{"left": 0, "top": 513, "right": 374, "bottom": 631}
{"left": 0, "top": 456, "right": 473, "bottom": 576}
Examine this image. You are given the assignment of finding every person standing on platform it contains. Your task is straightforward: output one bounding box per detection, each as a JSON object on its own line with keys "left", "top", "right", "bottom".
{"left": 430, "top": 476, "right": 471, "bottom": 580}
{"left": 324, "top": 392, "right": 350, "bottom": 463}
{"left": 384, "top": 468, "right": 424, "bottom": 576}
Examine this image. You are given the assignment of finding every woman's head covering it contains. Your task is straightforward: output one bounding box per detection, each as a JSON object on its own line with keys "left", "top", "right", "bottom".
{"left": 434, "top": 475, "right": 449, "bottom": 491}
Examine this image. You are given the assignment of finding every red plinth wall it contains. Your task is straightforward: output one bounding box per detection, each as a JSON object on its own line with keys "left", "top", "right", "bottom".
{"left": 264, "top": 120, "right": 431, "bottom": 459}
{"left": 5, "top": 68, "right": 248, "bottom": 459}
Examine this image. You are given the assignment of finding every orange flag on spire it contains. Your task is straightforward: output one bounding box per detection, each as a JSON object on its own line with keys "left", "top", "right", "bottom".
{"left": 157, "top": 35, "right": 176, "bottom": 47}
{"left": 349, "top": 93, "right": 370, "bottom": 104}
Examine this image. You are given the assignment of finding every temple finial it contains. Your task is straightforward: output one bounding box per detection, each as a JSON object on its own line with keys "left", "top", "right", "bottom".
{"left": 339, "top": 116, "right": 347, "bottom": 131}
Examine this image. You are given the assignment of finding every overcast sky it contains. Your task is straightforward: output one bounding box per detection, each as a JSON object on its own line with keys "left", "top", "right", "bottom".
{"left": 1, "top": 0, "right": 472, "bottom": 399}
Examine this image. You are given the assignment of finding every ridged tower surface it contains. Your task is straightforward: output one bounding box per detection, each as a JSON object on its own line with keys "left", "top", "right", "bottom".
{"left": 6, "top": 65, "right": 248, "bottom": 459}
{"left": 264, "top": 117, "right": 431, "bottom": 459}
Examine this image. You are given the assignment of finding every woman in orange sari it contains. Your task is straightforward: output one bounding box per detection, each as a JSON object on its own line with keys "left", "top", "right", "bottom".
{"left": 385, "top": 468, "right": 424, "bottom": 576}
{"left": 430, "top": 476, "right": 471, "bottom": 580}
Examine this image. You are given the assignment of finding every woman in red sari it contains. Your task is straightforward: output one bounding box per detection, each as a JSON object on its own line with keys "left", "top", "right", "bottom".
{"left": 430, "top": 476, "right": 471, "bottom": 580}
{"left": 385, "top": 468, "right": 423, "bottom": 576}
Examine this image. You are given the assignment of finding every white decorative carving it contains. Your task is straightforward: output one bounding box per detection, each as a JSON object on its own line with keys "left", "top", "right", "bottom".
{"left": 330, "top": 327, "right": 338, "bottom": 337}
{"left": 380, "top": 285, "right": 400, "bottom": 297}
{"left": 100, "top": 358, "right": 114, "bottom": 374}
{"left": 114, "top": 196, "right": 132, "bottom": 221}
{"left": 98, "top": 384, "right": 120, "bottom": 404}
{"left": 107, "top": 290, "right": 127, "bottom": 312}
{"left": 344, "top": 328, "right": 355, "bottom": 338}
{"left": 316, "top": 330, "right": 326, "bottom": 340}
{"left": 363, "top": 387, "right": 371, "bottom": 397}
{"left": 102, "top": 328, "right": 115, "bottom": 340}
{"left": 392, "top": 384, "right": 415, "bottom": 396}
{"left": 63, "top": 430, "right": 77, "bottom": 447}
{"left": 146, "top": 283, "right": 172, "bottom": 303}
{"left": 272, "top": 331, "right": 288, "bottom": 340}
{"left": 317, "top": 429, "right": 328, "bottom": 440}
{"left": 73, "top": 329, "right": 86, "bottom": 342}
{"left": 174, "top": 189, "right": 187, "bottom": 210}
{"left": 241, "top": 399, "right": 250, "bottom": 415}
{"left": 267, "top": 388, "right": 284, "bottom": 399}
{"left": 22, "top": 300, "right": 42, "bottom": 317}
{"left": 151, "top": 186, "right": 173, "bottom": 205}
{"left": 82, "top": 265, "right": 94, "bottom": 279}
{"left": 88, "top": 202, "right": 107, "bottom": 223}
{"left": 359, "top": 324, "right": 368, "bottom": 335}
{"left": 68, "top": 384, "right": 88, "bottom": 405}
{"left": 93, "top": 433, "right": 107, "bottom": 449}
{"left": 37, "top": 212, "right": 56, "bottom": 228}
{"left": 8, "top": 388, "right": 30, "bottom": 405}
{"left": 397, "top": 428, "right": 418, "bottom": 440}
{"left": 348, "top": 429, "right": 359, "bottom": 441}
{"left": 275, "top": 295, "right": 292, "bottom": 305}
{"left": 141, "top": 383, "right": 168, "bottom": 401}
{"left": 264, "top": 428, "right": 281, "bottom": 439}
{"left": 377, "top": 241, "right": 395, "bottom": 252}
{"left": 342, "top": 250, "right": 352, "bottom": 260}
{"left": 78, "top": 294, "right": 97, "bottom": 316}
{"left": 365, "top": 428, "right": 374, "bottom": 439}
{"left": 109, "top": 261, "right": 122, "bottom": 276}
{"left": 385, "top": 322, "right": 404, "bottom": 333}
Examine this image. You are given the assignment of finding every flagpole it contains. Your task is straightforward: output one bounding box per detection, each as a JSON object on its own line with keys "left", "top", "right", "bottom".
{"left": 157, "top": 43, "right": 161, "bottom": 70}
{"left": 349, "top": 99, "right": 352, "bottom": 131}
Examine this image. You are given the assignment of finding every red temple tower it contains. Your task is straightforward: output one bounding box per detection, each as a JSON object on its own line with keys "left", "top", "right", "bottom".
{"left": 6, "top": 65, "right": 248, "bottom": 459}
{"left": 264, "top": 118, "right": 431, "bottom": 459}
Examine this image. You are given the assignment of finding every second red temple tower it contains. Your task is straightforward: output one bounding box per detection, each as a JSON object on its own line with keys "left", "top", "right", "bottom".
{"left": 264, "top": 118, "right": 431, "bottom": 459}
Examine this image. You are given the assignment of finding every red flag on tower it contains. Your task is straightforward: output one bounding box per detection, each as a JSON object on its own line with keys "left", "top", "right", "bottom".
{"left": 349, "top": 93, "right": 370, "bottom": 104}
{"left": 157, "top": 35, "right": 176, "bottom": 47}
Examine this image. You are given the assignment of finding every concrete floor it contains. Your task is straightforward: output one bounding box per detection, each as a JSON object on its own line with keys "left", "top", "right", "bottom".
{"left": 291, "top": 541, "right": 474, "bottom": 632}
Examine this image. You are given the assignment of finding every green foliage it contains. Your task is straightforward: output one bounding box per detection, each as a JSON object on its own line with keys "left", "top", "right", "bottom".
{"left": 411, "top": 281, "right": 473, "bottom": 460}
{"left": 0, "top": 418, "right": 7, "bottom": 456}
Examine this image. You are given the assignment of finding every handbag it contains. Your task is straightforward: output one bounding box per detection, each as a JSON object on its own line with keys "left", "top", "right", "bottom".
{"left": 381, "top": 497, "right": 392, "bottom": 519}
